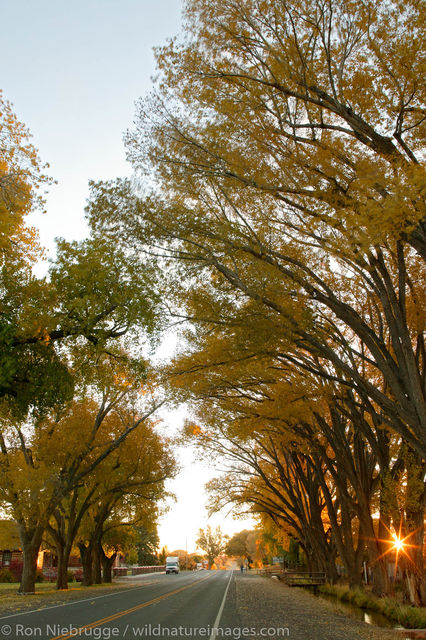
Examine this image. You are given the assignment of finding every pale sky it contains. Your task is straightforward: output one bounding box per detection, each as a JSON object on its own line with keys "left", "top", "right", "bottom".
{"left": 1, "top": 0, "right": 255, "bottom": 552}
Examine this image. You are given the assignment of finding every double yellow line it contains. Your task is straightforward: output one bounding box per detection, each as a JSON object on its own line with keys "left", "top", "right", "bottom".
{"left": 50, "top": 574, "right": 212, "bottom": 640}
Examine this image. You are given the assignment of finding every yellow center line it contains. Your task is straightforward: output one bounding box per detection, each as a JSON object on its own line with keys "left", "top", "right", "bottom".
{"left": 49, "top": 574, "right": 213, "bottom": 640}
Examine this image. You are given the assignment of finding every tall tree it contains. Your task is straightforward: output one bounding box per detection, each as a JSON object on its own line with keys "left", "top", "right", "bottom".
{"left": 86, "top": 0, "right": 425, "bottom": 601}
{"left": 225, "top": 530, "right": 252, "bottom": 561}
{"left": 0, "top": 356, "right": 166, "bottom": 593}
{"left": 134, "top": 526, "right": 161, "bottom": 566}
{"left": 86, "top": 0, "right": 426, "bottom": 456}
{"left": 1, "top": 92, "right": 162, "bottom": 421}
{"left": 0, "top": 90, "right": 51, "bottom": 262}
{"left": 46, "top": 411, "right": 173, "bottom": 590}
{"left": 196, "top": 525, "right": 228, "bottom": 568}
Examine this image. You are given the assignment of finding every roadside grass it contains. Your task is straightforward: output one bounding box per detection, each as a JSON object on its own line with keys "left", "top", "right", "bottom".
{"left": 319, "top": 584, "right": 426, "bottom": 629}
{"left": 0, "top": 581, "right": 123, "bottom": 594}
{"left": 0, "top": 582, "right": 55, "bottom": 594}
{"left": 0, "top": 581, "right": 135, "bottom": 617}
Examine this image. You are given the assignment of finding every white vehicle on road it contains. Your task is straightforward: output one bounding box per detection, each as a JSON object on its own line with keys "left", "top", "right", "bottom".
{"left": 165, "top": 556, "right": 180, "bottom": 574}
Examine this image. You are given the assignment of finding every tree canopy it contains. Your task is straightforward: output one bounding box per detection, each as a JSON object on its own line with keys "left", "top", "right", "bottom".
{"left": 196, "top": 525, "right": 229, "bottom": 568}
{"left": 87, "top": 0, "right": 426, "bottom": 605}
{"left": 0, "top": 93, "right": 173, "bottom": 594}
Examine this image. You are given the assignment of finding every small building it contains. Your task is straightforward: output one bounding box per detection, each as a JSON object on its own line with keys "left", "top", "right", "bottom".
{"left": 0, "top": 520, "right": 82, "bottom": 579}
{"left": 0, "top": 520, "right": 22, "bottom": 570}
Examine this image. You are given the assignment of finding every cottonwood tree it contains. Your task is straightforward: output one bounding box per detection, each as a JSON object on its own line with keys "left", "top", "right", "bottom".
{"left": 46, "top": 411, "right": 173, "bottom": 589}
{"left": 87, "top": 0, "right": 426, "bottom": 455}
{"left": 1, "top": 92, "right": 161, "bottom": 421}
{"left": 75, "top": 424, "right": 174, "bottom": 587}
{"left": 178, "top": 330, "right": 420, "bottom": 598}
{"left": 0, "top": 90, "right": 51, "bottom": 262}
{"left": 0, "top": 92, "right": 55, "bottom": 410}
{"left": 191, "top": 418, "right": 340, "bottom": 582}
{"left": 0, "top": 355, "right": 167, "bottom": 593}
{"left": 1, "top": 234, "right": 160, "bottom": 419}
{"left": 87, "top": 0, "right": 424, "bottom": 602}
{"left": 225, "top": 530, "right": 252, "bottom": 562}
{"left": 225, "top": 529, "right": 265, "bottom": 566}
{"left": 196, "top": 525, "right": 228, "bottom": 568}
{"left": 134, "top": 527, "right": 161, "bottom": 566}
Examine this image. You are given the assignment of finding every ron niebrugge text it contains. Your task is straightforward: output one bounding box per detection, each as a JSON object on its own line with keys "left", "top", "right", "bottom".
{"left": 2, "top": 623, "right": 290, "bottom": 638}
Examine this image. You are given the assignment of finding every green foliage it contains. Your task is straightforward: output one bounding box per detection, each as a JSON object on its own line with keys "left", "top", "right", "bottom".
{"left": 287, "top": 538, "right": 300, "bottom": 564}
{"left": 225, "top": 530, "right": 251, "bottom": 559}
{"left": 125, "top": 549, "right": 138, "bottom": 566}
{"left": 0, "top": 231, "right": 161, "bottom": 418}
{"left": 0, "top": 568, "right": 15, "bottom": 583}
{"left": 134, "top": 526, "right": 160, "bottom": 566}
{"left": 51, "top": 235, "right": 160, "bottom": 346}
{"left": 1, "top": 341, "right": 74, "bottom": 420}
{"left": 1, "top": 129, "right": 162, "bottom": 419}
{"left": 158, "top": 546, "right": 168, "bottom": 564}
{"left": 260, "top": 529, "right": 287, "bottom": 564}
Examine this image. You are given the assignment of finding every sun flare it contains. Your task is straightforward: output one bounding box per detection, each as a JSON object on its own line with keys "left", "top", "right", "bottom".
{"left": 392, "top": 534, "right": 404, "bottom": 551}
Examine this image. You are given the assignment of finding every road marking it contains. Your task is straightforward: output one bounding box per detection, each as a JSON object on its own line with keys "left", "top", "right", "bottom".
{"left": 209, "top": 570, "right": 233, "bottom": 640}
{"left": 0, "top": 581, "right": 161, "bottom": 621}
{"left": 49, "top": 574, "right": 213, "bottom": 640}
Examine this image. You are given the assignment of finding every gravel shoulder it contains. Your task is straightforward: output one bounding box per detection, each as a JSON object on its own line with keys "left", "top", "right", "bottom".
{"left": 235, "top": 573, "right": 402, "bottom": 640}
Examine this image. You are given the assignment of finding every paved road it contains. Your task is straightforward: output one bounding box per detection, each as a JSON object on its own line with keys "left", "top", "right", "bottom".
{"left": 0, "top": 571, "right": 237, "bottom": 640}
{"left": 0, "top": 571, "right": 403, "bottom": 640}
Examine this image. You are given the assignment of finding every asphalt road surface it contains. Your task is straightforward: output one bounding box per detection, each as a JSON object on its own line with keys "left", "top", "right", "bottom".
{"left": 0, "top": 571, "right": 240, "bottom": 640}
{"left": 0, "top": 572, "right": 402, "bottom": 640}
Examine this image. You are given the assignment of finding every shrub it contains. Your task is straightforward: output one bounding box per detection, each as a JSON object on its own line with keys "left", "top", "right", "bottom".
{"left": 397, "top": 607, "right": 426, "bottom": 629}
{"left": 73, "top": 570, "right": 83, "bottom": 582}
{"left": 35, "top": 570, "right": 44, "bottom": 582}
{"left": 9, "top": 560, "right": 23, "bottom": 581}
{"left": 42, "top": 568, "right": 57, "bottom": 582}
{"left": 353, "top": 590, "right": 370, "bottom": 608}
{"left": 319, "top": 584, "right": 426, "bottom": 629}
{"left": 67, "top": 570, "right": 75, "bottom": 583}
{"left": 0, "top": 568, "right": 15, "bottom": 583}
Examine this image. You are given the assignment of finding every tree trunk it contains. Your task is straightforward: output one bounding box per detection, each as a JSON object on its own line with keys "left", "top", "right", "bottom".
{"left": 17, "top": 523, "right": 44, "bottom": 594}
{"left": 315, "top": 473, "right": 363, "bottom": 588}
{"left": 19, "top": 544, "right": 39, "bottom": 594}
{"left": 56, "top": 542, "right": 72, "bottom": 590}
{"left": 366, "top": 538, "right": 390, "bottom": 597}
{"left": 402, "top": 565, "right": 425, "bottom": 607}
{"left": 93, "top": 542, "right": 102, "bottom": 584}
{"left": 304, "top": 553, "right": 313, "bottom": 574}
{"left": 101, "top": 550, "right": 117, "bottom": 583}
{"left": 401, "top": 455, "right": 425, "bottom": 606}
{"left": 324, "top": 550, "right": 339, "bottom": 585}
{"left": 358, "top": 509, "right": 391, "bottom": 596}
{"left": 49, "top": 488, "right": 94, "bottom": 591}
{"left": 78, "top": 542, "right": 93, "bottom": 586}
{"left": 347, "top": 557, "right": 363, "bottom": 589}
